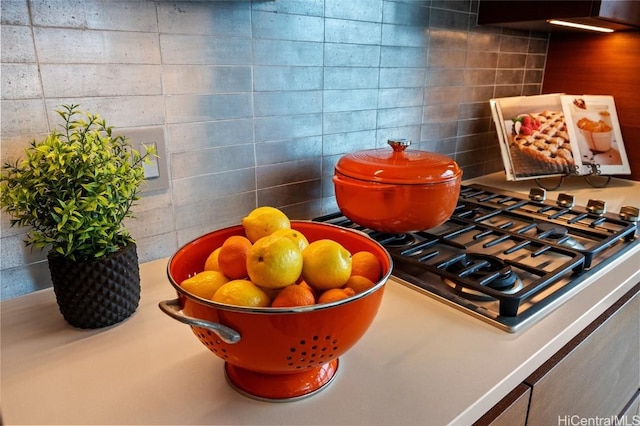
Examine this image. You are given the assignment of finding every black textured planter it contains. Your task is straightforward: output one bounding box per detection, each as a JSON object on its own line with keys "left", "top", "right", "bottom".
{"left": 47, "top": 243, "right": 141, "bottom": 329}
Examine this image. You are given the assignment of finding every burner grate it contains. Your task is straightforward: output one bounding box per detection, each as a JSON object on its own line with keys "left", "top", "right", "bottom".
{"left": 386, "top": 226, "right": 585, "bottom": 317}
{"left": 458, "top": 185, "right": 637, "bottom": 267}
{"left": 315, "top": 184, "right": 637, "bottom": 331}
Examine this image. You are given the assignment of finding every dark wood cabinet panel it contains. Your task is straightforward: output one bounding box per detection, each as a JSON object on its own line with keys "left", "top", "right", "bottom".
{"left": 477, "top": 284, "right": 639, "bottom": 425}
{"left": 473, "top": 383, "right": 531, "bottom": 426}
{"left": 543, "top": 31, "right": 640, "bottom": 181}
{"left": 524, "top": 285, "right": 639, "bottom": 424}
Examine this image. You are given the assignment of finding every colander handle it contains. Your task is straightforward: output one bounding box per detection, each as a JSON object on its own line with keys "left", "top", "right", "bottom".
{"left": 158, "top": 298, "right": 241, "bottom": 344}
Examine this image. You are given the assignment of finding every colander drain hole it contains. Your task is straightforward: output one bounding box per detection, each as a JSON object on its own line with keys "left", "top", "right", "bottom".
{"left": 194, "top": 329, "right": 229, "bottom": 359}
{"left": 286, "top": 335, "right": 339, "bottom": 369}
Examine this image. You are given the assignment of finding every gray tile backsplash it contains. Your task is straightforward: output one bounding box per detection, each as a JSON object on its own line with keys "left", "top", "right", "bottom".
{"left": 0, "top": 0, "right": 549, "bottom": 300}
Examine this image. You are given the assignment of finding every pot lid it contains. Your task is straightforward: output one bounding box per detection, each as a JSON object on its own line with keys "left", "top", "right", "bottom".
{"left": 335, "top": 139, "right": 462, "bottom": 184}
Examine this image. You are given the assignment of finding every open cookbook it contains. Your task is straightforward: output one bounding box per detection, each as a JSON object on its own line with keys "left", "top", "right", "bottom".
{"left": 490, "top": 93, "right": 631, "bottom": 181}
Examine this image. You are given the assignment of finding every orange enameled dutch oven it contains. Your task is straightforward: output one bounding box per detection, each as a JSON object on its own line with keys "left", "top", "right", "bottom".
{"left": 333, "top": 139, "right": 462, "bottom": 233}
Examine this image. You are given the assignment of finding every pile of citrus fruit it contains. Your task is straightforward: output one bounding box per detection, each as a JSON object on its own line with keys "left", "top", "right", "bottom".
{"left": 180, "top": 206, "right": 383, "bottom": 308}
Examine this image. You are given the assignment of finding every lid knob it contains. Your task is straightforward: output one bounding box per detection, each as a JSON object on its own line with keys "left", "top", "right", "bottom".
{"left": 388, "top": 139, "right": 411, "bottom": 152}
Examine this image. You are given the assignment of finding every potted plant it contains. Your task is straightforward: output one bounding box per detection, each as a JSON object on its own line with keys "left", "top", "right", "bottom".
{"left": 0, "top": 104, "right": 156, "bottom": 328}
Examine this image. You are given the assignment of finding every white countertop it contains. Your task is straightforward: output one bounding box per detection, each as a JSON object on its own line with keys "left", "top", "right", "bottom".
{"left": 2, "top": 173, "right": 639, "bottom": 425}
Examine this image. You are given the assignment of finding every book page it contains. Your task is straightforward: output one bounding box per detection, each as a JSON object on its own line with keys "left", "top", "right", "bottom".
{"left": 489, "top": 99, "right": 515, "bottom": 181}
{"left": 490, "top": 94, "right": 582, "bottom": 181}
{"left": 560, "top": 95, "right": 631, "bottom": 176}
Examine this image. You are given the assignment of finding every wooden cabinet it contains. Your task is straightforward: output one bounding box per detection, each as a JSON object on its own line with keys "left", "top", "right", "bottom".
{"left": 543, "top": 31, "right": 640, "bottom": 181}
{"left": 474, "top": 384, "right": 531, "bottom": 426}
{"left": 476, "top": 284, "right": 640, "bottom": 425}
{"left": 525, "top": 284, "right": 639, "bottom": 424}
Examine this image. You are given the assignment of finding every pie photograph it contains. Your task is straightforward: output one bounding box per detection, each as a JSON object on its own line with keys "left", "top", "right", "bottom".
{"left": 491, "top": 93, "right": 632, "bottom": 181}
{"left": 491, "top": 93, "right": 581, "bottom": 180}
{"left": 507, "top": 110, "right": 575, "bottom": 176}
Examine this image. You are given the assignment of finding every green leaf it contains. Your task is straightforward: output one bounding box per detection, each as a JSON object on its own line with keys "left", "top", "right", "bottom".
{"left": 57, "top": 214, "right": 68, "bottom": 231}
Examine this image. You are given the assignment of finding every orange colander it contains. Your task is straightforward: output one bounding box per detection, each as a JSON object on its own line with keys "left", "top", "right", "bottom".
{"left": 159, "top": 220, "right": 392, "bottom": 401}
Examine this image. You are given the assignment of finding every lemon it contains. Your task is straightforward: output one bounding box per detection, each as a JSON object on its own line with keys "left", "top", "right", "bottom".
{"left": 302, "top": 239, "right": 352, "bottom": 291}
{"left": 212, "top": 279, "right": 271, "bottom": 307}
{"left": 180, "top": 270, "right": 230, "bottom": 299}
{"left": 246, "top": 235, "right": 303, "bottom": 289}
{"left": 203, "top": 247, "right": 221, "bottom": 271}
{"left": 271, "top": 228, "right": 309, "bottom": 252}
{"left": 241, "top": 206, "right": 291, "bottom": 243}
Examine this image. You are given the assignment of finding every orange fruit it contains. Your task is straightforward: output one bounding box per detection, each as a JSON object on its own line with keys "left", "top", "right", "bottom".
{"left": 241, "top": 206, "right": 291, "bottom": 243}
{"left": 318, "top": 287, "right": 356, "bottom": 304}
{"left": 344, "top": 275, "right": 376, "bottom": 294}
{"left": 180, "top": 270, "right": 229, "bottom": 299}
{"left": 351, "top": 251, "right": 382, "bottom": 283}
{"left": 217, "top": 235, "right": 252, "bottom": 279}
{"left": 301, "top": 239, "right": 352, "bottom": 291}
{"left": 271, "top": 228, "right": 309, "bottom": 252}
{"left": 203, "top": 247, "right": 221, "bottom": 271}
{"left": 271, "top": 283, "right": 315, "bottom": 307}
{"left": 298, "top": 280, "right": 317, "bottom": 298}
{"left": 246, "top": 235, "right": 303, "bottom": 289}
{"left": 212, "top": 279, "right": 270, "bottom": 307}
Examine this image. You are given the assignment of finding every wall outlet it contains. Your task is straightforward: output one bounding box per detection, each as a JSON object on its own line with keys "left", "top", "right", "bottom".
{"left": 118, "top": 127, "right": 169, "bottom": 195}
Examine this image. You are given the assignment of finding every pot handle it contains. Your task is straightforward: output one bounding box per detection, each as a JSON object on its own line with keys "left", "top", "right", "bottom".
{"left": 158, "top": 298, "right": 241, "bottom": 344}
{"left": 333, "top": 174, "right": 396, "bottom": 190}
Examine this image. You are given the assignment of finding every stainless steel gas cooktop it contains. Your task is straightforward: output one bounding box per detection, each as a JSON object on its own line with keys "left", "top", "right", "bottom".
{"left": 314, "top": 184, "right": 639, "bottom": 332}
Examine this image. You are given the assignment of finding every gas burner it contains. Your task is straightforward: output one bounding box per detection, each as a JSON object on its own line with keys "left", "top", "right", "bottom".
{"left": 443, "top": 276, "right": 524, "bottom": 301}
{"left": 373, "top": 233, "right": 417, "bottom": 248}
{"left": 535, "top": 221, "right": 567, "bottom": 238}
{"left": 445, "top": 254, "right": 517, "bottom": 288}
{"left": 318, "top": 183, "right": 638, "bottom": 332}
{"left": 535, "top": 222, "right": 586, "bottom": 250}
{"left": 440, "top": 254, "right": 524, "bottom": 301}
